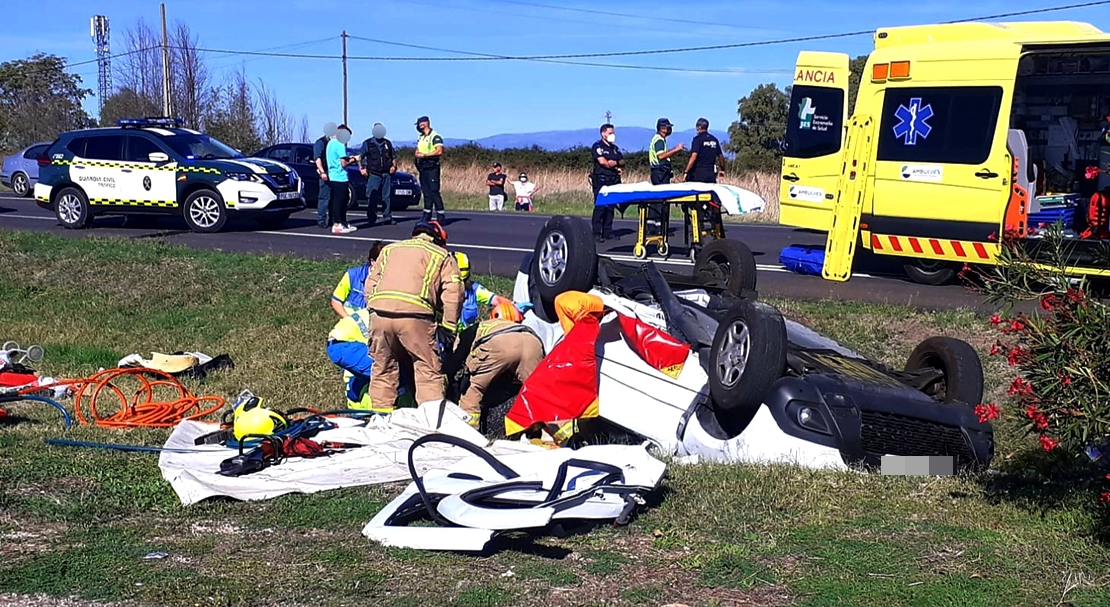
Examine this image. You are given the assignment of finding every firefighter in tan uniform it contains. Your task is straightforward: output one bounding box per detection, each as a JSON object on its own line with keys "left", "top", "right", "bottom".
{"left": 365, "top": 221, "right": 463, "bottom": 408}
{"left": 457, "top": 302, "right": 545, "bottom": 426}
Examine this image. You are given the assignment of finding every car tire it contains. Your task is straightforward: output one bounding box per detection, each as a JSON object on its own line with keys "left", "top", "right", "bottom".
{"left": 254, "top": 212, "right": 292, "bottom": 229}
{"left": 531, "top": 216, "right": 598, "bottom": 319}
{"left": 347, "top": 183, "right": 359, "bottom": 210}
{"left": 54, "top": 186, "right": 92, "bottom": 229}
{"left": 904, "top": 336, "right": 984, "bottom": 406}
{"left": 182, "top": 189, "right": 228, "bottom": 233}
{"left": 904, "top": 259, "right": 959, "bottom": 286}
{"left": 707, "top": 300, "right": 787, "bottom": 433}
{"left": 694, "top": 238, "right": 757, "bottom": 296}
{"left": 12, "top": 172, "right": 31, "bottom": 197}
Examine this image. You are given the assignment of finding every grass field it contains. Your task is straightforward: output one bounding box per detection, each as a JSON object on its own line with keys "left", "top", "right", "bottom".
{"left": 397, "top": 163, "right": 782, "bottom": 223}
{"left": 2, "top": 231, "right": 1110, "bottom": 607}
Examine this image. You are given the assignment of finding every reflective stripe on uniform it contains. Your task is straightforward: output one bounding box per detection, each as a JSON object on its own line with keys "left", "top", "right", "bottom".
{"left": 649, "top": 133, "right": 666, "bottom": 166}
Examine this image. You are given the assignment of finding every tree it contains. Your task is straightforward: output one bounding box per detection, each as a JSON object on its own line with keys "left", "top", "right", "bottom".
{"left": 254, "top": 80, "right": 296, "bottom": 147}
{"left": 0, "top": 53, "right": 93, "bottom": 150}
{"left": 204, "top": 69, "right": 260, "bottom": 153}
{"left": 100, "top": 87, "right": 160, "bottom": 126}
{"left": 170, "top": 22, "right": 209, "bottom": 128}
{"left": 116, "top": 19, "right": 163, "bottom": 113}
{"left": 726, "top": 83, "right": 791, "bottom": 173}
{"left": 847, "top": 54, "right": 868, "bottom": 115}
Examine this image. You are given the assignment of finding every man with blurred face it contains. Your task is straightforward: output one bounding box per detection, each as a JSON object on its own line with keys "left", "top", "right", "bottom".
{"left": 359, "top": 122, "right": 397, "bottom": 226}
{"left": 314, "top": 122, "right": 338, "bottom": 228}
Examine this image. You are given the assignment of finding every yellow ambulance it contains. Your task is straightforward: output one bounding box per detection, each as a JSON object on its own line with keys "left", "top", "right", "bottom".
{"left": 779, "top": 21, "right": 1110, "bottom": 284}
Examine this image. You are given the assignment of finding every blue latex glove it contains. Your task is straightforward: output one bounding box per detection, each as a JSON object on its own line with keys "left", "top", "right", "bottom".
{"left": 516, "top": 301, "right": 534, "bottom": 315}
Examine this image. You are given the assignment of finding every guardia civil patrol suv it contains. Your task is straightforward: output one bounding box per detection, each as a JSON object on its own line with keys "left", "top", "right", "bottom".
{"left": 34, "top": 118, "right": 305, "bottom": 233}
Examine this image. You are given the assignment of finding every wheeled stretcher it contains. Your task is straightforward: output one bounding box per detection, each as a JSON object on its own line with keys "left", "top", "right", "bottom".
{"left": 595, "top": 182, "right": 766, "bottom": 261}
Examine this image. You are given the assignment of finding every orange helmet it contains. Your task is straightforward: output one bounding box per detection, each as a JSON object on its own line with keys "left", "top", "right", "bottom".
{"left": 413, "top": 221, "right": 447, "bottom": 246}
{"left": 491, "top": 302, "right": 523, "bottom": 323}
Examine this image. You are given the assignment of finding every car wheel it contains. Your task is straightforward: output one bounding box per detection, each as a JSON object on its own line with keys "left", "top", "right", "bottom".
{"left": 531, "top": 216, "right": 598, "bottom": 319}
{"left": 904, "top": 336, "right": 984, "bottom": 406}
{"left": 347, "top": 184, "right": 359, "bottom": 210}
{"left": 254, "top": 212, "right": 292, "bottom": 229}
{"left": 708, "top": 300, "right": 787, "bottom": 433}
{"left": 12, "top": 172, "right": 31, "bottom": 197}
{"left": 694, "top": 238, "right": 757, "bottom": 296}
{"left": 54, "top": 187, "right": 91, "bottom": 229}
{"left": 182, "top": 189, "right": 228, "bottom": 233}
{"left": 904, "top": 259, "right": 958, "bottom": 286}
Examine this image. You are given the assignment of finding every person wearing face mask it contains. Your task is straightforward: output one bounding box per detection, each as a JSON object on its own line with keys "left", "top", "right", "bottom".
{"left": 590, "top": 123, "right": 624, "bottom": 243}
{"left": 512, "top": 172, "right": 539, "bottom": 212}
{"left": 414, "top": 116, "right": 446, "bottom": 223}
{"left": 327, "top": 124, "right": 358, "bottom": 234}
{"left": 313, "top": 122, "right": 338, "bottom": 229}
{"left": 359, "top": 122, "right": 397, "bottom": 226}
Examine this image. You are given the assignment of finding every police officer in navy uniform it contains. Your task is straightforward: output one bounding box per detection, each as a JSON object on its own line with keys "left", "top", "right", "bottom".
{"left": 590, "top": 123, "right": 624, "bottom": 243}
{"left": 683, "top": 117, "right": 723, "bottom": 184}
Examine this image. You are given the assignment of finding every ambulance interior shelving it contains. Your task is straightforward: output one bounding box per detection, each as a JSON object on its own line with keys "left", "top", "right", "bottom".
{"left": 1012, "top": 48, "right": 1110, "bottom": 241}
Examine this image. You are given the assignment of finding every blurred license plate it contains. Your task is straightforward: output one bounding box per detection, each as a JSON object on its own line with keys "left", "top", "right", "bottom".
{"left": 395, "top": 189, "right": 412, "bottom": 196}
{"left": 277, "top": 192, "right": 300, "bottom": 200}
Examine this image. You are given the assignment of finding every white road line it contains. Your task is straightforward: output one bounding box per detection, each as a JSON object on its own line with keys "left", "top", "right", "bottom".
{"left": 5, "top": 212, "right": 875, "bottom": 279}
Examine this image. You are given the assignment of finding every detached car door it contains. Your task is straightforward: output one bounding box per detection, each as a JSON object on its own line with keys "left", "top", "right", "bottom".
{"left": 780, "top": 51, "right": 850, "bottom": 232}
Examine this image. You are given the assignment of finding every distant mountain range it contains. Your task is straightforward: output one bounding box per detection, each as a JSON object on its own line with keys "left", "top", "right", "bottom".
{"left": 394, "top": 127, "right": 730, "bottom": 152}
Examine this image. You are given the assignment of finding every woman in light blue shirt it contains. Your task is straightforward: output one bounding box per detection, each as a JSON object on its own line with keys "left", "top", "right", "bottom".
{"left": 327, "top": 125, "right": 357, "bottom": 234}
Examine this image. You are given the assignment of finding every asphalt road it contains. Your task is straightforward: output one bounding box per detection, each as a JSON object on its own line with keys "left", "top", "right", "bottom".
{"left": 0, "top": 193, "right": 989, "bottom": 311}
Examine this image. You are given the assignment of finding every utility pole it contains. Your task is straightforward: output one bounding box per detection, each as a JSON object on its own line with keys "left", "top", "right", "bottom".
{"left": 160, "top": 3, "right": 172, "bottom": 118}
{"left": 341, "top": 31, "right": 349, "bottom": 125}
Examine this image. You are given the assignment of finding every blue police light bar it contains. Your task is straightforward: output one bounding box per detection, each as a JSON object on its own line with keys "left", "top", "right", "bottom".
{"left": 117, "top": 117, "right": 184, "bottom": 128}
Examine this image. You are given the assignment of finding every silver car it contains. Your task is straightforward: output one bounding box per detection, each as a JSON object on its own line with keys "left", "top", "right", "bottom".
{"left": 2, "top": 142, "right": 51, "bottom": 198}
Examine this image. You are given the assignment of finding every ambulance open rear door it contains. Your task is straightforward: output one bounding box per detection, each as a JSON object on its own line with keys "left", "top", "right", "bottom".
{"left": 779, "top": 52, "right": 851, "bottom": 232}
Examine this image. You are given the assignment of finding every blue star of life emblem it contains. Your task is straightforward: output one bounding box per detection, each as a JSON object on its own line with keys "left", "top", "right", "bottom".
{"left": 892, "top": 98, "right": 933, "bottom": 145}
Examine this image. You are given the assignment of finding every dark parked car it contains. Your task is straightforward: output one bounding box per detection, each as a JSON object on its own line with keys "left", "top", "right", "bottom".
{"left": 251, "top": 143, "right": 421, "bottom": 213}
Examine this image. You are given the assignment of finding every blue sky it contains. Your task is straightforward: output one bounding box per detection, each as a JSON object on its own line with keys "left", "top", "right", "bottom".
{"left": 5, "top": 0, "right": 1110, "bottom": 141}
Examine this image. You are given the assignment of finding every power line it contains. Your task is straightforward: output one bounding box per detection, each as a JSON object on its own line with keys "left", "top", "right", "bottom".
{"left": 482, "top": 0, "right": 775, "bottom": 31}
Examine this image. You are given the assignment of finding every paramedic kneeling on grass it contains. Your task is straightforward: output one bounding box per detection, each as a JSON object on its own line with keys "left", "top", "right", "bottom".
{"left": 454, "top": 251, "right": 512, "bottom": 332}
{"left": 456, "top": 303, "right": 544, "bottom": 427}
{"left": 332, "top": 242, "right": 386, "bottom": 317}
{"left": 326, "top": 308, "right": 377, "bottom": 408}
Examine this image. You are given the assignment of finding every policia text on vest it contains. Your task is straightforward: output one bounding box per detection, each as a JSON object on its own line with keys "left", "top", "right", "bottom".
{"left": 415, "top": 116, "right": 445, "bottom": 223}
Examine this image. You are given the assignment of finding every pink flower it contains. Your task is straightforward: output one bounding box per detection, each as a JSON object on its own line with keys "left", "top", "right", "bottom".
{"left": 1066, "top": 288, "right": 1086, "bottom": 304}
{"left": 1008, "top": 377, "right": 1034, "bottom": 397}
{"left": 974, "top": 403, "right": 1000, "bottom": 423}
{"left": 990, "top": 314, "right": 1002, "bottom": 326}
{"left": 1040, "top": 293, "right": 1061, "bottom": 312}
{"left": 1007, "top": 346, "right": 1028, "bottom": 367}
{"left": 1061, "top": 376, "right": 1072, "bottom": 387}
{"left": 988, "top": 233, "right": 998, "bottom": 242}
{"left": 1009, "top": 319, "right": 1026, "bottom": 333}
{"left": 1040, "top": 436, "right": 1059, "bottom": 451}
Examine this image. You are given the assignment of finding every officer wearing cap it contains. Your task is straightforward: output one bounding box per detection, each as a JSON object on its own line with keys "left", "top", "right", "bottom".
{"left": 648, "top": 118, "right": 685, "bottom": 234}
{"left": 415, "top": 116, "right": 446, "bottom": 223}
{"left": 683, "top": 117, "right": 723, "bottom": 184}
{"left": 590, "top": 123, "right": 624, "bottom": 243}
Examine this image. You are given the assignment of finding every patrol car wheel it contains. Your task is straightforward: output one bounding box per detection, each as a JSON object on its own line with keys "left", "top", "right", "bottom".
{"left": 531, "top": 216, "right": 597, "bottom": 319}
{"left": 183, "top": 190, "right": 228, "bottom": 233}
{"left": 54, "top": 187, "right": 91, "bottom": 229}
{"left": 708, "top": 301, "right": 787, "bottom": 432}
{"left": 904, "top": 259, "right": 958, "bottom": 286}
{"left": 694, "top": 238, "right": 757, "bottom": 296}
{"left": 904, "top": 336, "right": 984, "bottom": 407}
{"left": 11, "top": 172, "right": 31, "bottom": 197}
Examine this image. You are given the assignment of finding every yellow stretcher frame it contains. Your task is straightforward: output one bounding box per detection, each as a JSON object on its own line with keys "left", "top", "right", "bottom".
{"left": 629, "top": 192, "right": 726, "bottom": 261}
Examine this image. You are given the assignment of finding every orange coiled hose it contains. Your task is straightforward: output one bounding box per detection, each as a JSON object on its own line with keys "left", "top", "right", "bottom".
{"left": 17, "top": 368, "right": 224, "bottom": 428}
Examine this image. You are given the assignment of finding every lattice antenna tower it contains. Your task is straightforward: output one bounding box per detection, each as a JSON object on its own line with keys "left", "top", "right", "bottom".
{"left": 91, "top": 15, "right": 111, "bottom": 114}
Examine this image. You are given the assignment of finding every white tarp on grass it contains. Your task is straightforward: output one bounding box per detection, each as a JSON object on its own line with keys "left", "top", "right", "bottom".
{"left": 158, "top": 401, "right": 544, "bottom": 506}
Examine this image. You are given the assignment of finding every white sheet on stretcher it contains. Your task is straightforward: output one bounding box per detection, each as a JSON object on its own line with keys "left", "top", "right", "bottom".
{"left": 598, "top": 181, "right": 767, "bottom": 215}
{"left": 157, "top": 401, "right": 544, "bottom": 506}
